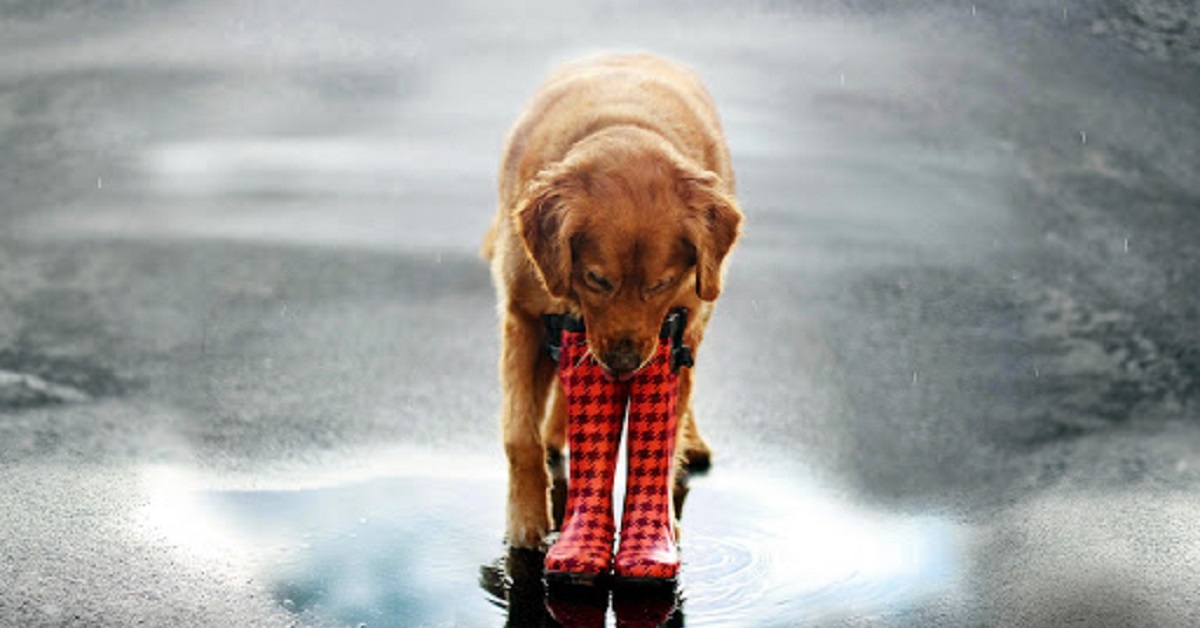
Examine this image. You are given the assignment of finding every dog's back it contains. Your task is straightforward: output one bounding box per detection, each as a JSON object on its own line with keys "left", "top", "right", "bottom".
{"left": 493, "top": 54, "right": 733, "bottom": 232}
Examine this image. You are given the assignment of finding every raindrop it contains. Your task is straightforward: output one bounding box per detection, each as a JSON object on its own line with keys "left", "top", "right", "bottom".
{"left": 1124, "top": 237, "right": 1129, "bottom": 252}
{"left": 1034, "top": 366, "right": 1040, "bottom": 378}
{"left": 971, "top": 5, "right": 976, "bottom": 16}
{"left": 839, "top": 72, "right": 845, "bottom": 87}
{"left": 359, "top": 517, "right": 368, "bottom": 525}
{"left": 912, "top": 370, "right": 919, "bottom": 386}
{"left": 1080, "top": 131, "right": 1087, "bottom": 144}
{"left": 97, "top": 176, "right": 103, "bottom": 189}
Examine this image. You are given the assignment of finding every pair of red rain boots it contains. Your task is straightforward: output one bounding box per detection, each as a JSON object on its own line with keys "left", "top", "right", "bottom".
{"left": 543, "top": 317, "right": 686, "bottom": 588}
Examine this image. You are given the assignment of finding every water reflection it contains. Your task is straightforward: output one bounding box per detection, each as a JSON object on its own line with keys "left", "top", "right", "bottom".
{"left": 139, "top": 451, "right": 959, "bottom": 626}
{"left": 479, "top": 548, "right": 685, "bottom": 627}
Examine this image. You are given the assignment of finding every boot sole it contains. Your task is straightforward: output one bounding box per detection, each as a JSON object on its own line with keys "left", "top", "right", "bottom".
{"left": 544, "top": 569, "right": 610, "bottom": 592}
{"left": 611, "top": 574, "right": 678, "bottom": 597}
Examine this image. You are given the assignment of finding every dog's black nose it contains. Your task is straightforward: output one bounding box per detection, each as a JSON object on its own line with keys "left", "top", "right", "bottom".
{"left": 602, "top": 339, "right": 642, "bottom": 376}
{"left": 604, "top": 352, "right": 640, "bottom": 375}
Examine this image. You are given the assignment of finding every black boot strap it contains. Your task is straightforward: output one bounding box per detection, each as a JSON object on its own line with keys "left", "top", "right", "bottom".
{"left": 543, "top": 309, "right": 693, "bottom": 372}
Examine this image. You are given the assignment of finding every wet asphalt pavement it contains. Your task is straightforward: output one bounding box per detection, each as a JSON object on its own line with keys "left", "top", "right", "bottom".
{"left": 3, "top": 1, "right": 1200, "bottom": 626}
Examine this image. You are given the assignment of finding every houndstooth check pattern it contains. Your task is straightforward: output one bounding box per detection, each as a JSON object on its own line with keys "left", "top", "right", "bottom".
{"left": 543, "top": 325, "right": 684, "bottom": 583}
{"left": 614, "top": 339, "right": 681, "bottom": 580}
{"left": 543, "top": 329, "right": 628, "bottom": 577}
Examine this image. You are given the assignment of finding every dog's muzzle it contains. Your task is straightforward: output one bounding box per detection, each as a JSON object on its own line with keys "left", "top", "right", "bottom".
{"left": 543, "top": 309, "right": 693, "bottom": 373}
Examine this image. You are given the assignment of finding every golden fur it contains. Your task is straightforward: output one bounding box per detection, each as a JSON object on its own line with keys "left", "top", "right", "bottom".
{"left": 484, "top": 53, "right": 742, "bottom": 548}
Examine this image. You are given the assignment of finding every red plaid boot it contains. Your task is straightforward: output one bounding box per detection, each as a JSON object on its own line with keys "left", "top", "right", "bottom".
{"left": 614, "top": 338, "right": 681, "bottom": 585}
{"left": 544, "top": 328, "right": 628, "bottom": 586}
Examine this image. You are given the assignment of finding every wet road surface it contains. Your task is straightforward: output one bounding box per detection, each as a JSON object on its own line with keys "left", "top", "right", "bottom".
{"left": 3, "top": 1, "right": 1200, "bottom": 626}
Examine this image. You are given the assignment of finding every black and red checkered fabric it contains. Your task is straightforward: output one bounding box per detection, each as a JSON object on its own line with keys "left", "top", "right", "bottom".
{"left": 614, "top": 337, "right": 680, "bottom": 580}
{"left": 543, "top": 329, "right": 627, "bottom": 578}
{"left": 543, "top": 324, "right": 684, "bottom": 584}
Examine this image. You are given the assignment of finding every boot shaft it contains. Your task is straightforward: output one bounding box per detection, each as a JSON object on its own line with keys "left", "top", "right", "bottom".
{"left": 623, "top": 339, "right": 679, "bottom": 515}
{"left": 557, "top": 329, "right": 628, "bottom": 531}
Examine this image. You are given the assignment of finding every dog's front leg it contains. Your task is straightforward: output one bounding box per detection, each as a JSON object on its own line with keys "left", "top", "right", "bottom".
{"left": 676, "top": 325, "right": 712, "bottom": 472}
{"left": 500, "top": 311, "right": 556, "bottom": 548}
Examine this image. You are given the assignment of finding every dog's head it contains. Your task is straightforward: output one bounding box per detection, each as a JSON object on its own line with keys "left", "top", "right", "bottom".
{"left": 514, "top": 131, "right": 741, "bottom": 378}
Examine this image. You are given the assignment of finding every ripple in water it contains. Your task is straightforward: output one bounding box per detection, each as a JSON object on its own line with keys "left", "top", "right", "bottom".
{"left": 680, "top": 472, "right": 959, "bottom": 626}
{"left": 681, "top": 533, "right": 771, "bottom": 625}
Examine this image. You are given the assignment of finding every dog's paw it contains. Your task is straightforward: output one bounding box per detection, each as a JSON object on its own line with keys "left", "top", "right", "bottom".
{"left": 506, "top": 459, "right": 552, "bottom": 548}
{"left": 507, "top": 482, "right": 552, "bottom": 549}
{"left": 507, "top": 506, "right": 552, "bottom": 549}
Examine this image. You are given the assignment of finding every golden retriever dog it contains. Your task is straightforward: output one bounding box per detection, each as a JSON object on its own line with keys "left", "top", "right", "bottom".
{"left": 482, "top": 52, "right": 742, "bottom": 549}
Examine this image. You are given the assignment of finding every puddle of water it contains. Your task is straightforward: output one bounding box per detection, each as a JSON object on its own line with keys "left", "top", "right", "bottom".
{"left": 140, "top": 450, "right": 960, "bottom": 627}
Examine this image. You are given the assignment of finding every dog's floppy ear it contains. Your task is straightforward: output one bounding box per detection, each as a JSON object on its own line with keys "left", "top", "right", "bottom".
{"left": 513, "top": 166, "right": 576, "bottom": 298}
{"left": 679, "top": 169, "right": 742, "bottom": 301}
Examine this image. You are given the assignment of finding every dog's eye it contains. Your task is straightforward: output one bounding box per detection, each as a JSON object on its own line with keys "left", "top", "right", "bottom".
{"left": 646, "top": 276, "right": 675, "bottom": 296}
{"left": 585, "top": 271, "right": 614, "bottom": 292}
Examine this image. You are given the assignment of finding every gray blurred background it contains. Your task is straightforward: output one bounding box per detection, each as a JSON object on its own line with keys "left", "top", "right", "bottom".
{"left": 2, "top": 1, "right": 1199, "bottom": 626}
